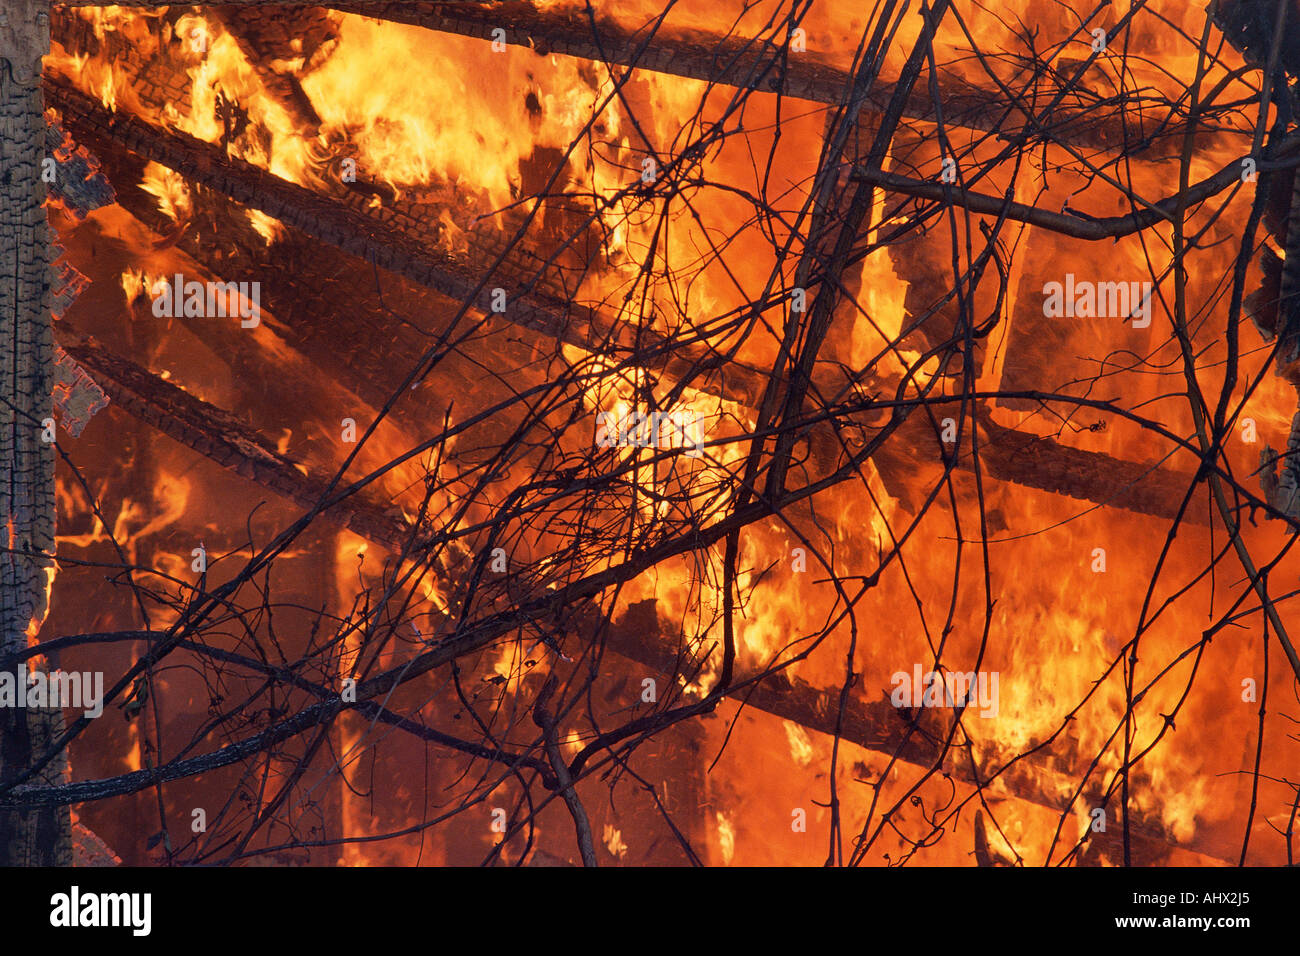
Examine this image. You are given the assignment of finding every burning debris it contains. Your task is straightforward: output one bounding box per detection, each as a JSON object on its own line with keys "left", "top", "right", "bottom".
{"left": 0, "top": 0, "right": 1297, "bottom": 880}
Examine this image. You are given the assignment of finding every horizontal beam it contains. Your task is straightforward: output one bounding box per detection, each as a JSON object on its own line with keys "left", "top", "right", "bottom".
{"left": 976, "top": 415, "right": 1209, "bottom": 524}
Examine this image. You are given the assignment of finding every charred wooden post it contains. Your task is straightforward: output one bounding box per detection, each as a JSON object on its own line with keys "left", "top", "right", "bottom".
{"left": 1258, "top": 159, "right": 1300, "bottom": 521}
{"left": 0, "top": 0, "right": 70, "bottom": 866}
{"left": 0, "top": 0, "right": 55, "bottom": 674}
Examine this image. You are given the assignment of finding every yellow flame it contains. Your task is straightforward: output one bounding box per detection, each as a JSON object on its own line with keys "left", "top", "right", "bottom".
{"left": 139, "top": 162, "right": 192, "bottom": 223}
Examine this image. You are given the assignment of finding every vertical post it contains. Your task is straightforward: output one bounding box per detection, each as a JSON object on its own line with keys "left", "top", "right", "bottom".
{"left": 0, "top": 0, "right": 69, "bottom": 866}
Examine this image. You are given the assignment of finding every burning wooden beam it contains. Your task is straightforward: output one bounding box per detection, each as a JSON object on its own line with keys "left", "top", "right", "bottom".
{"left": 42, "top": 76, "right": 766, "bottom": 399}
{"left": 602, "top": 599, "right": 1227, "bottom": 865}
{"left": 974, "top": 414, "right": 1210, "bottom": 524}
{"left": 209, "top": 4, "right": 333, "bottom": 134}
{"left": 866, "top": 408, "right": 1212, "bottom": 526}
{"left": 323, "top": 1, "right": 1155, "bottom": 152}
{"left": 45, "top": 75, "right": 1210, "bottom": 524}
{"left": 57, "top": 110, "right": 573, "bottom": 455}
{"left": 57, "top": 335, "right": 429, "bottom": 559}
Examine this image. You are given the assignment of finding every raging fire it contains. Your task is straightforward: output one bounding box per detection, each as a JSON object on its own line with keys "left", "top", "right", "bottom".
{"left": 27, "top": 0, "right": 1300, "bottom": 869}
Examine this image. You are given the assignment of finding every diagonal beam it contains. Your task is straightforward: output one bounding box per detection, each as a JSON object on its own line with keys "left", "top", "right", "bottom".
{"left": 40, "top": 73, "right": 794, "bottom": 410}
{"left": 58, "top": 335, "right": 426, "bottom": 557}
{"left": 46, "top": 75, "right": 1209, "bottom": 523}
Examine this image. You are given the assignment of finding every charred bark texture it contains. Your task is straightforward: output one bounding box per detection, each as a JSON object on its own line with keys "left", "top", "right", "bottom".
{"left": 0, "top": 0, "right": 54, "bottom": 663}
{"left": 211, "top": 5, "right": 335, "bottom": 133}
{"left": 0, "top": 0, "right": 69, "bottom": 866}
